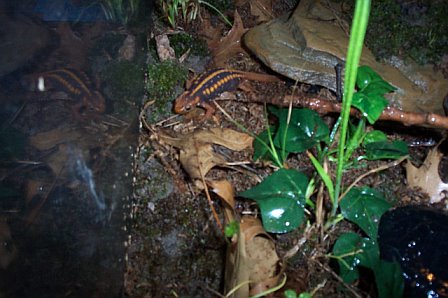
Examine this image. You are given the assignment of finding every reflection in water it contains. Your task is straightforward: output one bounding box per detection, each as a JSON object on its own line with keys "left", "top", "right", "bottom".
{"left": 0, "top": 0, "right": 143, "bottom": 296}
{"left": 72, "top": 147, "right": 106, "bottom": 215}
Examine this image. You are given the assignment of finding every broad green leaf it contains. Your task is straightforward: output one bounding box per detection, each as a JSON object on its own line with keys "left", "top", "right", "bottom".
{"left": 333, "top": 232, "right": 363, "bottom": 283}
{"left": 239, "top": 169, "right": 308, "bottom": 233}
{"left": 273, "top": 109, "right": 329, "bottom": 153}
{"left": 356, "top": 66, "right": 396, "bottom": 93}
{"left": 363, "top": 80, "right": 396, "bottom": 96}
{"left": 373, "top": 260, "right": 404, "bottom": 298}
{"left": 352, "top": 92, "right": 388, "bottom": 124}
{"left": 333, "top": 232, "right": 403, "bottom": 298}
{"left": 353, "top": 66, "right": 395, "bottom": 124}
{"left": 340, "top": 187, "right": 391, "bottom": 239}
{"left": 363, "top": 130, "right": 387, "bottom": 145}
{"left": 364, "top": 140, "right": 408, "bottom": 160}
{"left": 332, "top": 233, "right": 380, "bottom": 283}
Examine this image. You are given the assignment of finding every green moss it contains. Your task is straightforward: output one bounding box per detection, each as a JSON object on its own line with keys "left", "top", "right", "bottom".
{"left": 146, "top": 60, "right": 187, "bottom": 97}
{"left": 337, "top": 0, "right": 448, "bottom": 65}
{"left": 170, "top": 33, "right": 209, "bottom": 58}
{"left": 145, "top": 60, "right": 188, "bottom": 122}
{"left": 147, "top": 33, "right": 209, "bottom": 61}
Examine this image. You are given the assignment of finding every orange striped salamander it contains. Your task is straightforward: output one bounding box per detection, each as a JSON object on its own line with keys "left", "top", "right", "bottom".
{"left": 174, "top": 68, "right": 280, "bottom": 119}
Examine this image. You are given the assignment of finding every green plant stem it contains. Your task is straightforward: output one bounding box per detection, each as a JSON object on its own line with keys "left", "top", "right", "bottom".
{"left": 332, "top": 0, "right": 370, "bottom": 217}
{"left": 198, "top": 0, "right": 233, "bottom": 27}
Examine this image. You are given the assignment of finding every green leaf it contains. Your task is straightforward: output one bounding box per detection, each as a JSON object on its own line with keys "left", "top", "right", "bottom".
{"left": 363, "top": 130, "right": 387, "bottom": 145}
{"left": 333, "top": 233, "right": 379, "bottom": 283}
{"left": 274, "top": 109, "right": 329, "bottom": 153}
{"left": 333, "top": 232, "right": 403, "bottom": 298}
{"left": 340, "top": 187, "right": 391, "bottom": 239}
{"left": 333, "top": 232, "right": 363, "bottom": 283}
{"left": 239, "top": 169, "right": 308, "bottom": 233}
{"left": 356, "top": 66, "right": 396, "bottom": 93}
{"left": 224, "top": 220, "right": 239, "bottom": 237}
{"left": 283, "top": 289, "right": 298, "bottom": 298}
{"left": 253, "top": 127, "right": 286, "bottom": 163}
{"left": 364, "top": 140, "right": 408, "bottom": 160}
{"left": 373, "top": 260, "right": 404, "bottom": 298}
{"left": 353, "top": 66, "right": 396, "bottom": 124}
{"left": 352, "top": 92, "right": 388, "bottom": 124}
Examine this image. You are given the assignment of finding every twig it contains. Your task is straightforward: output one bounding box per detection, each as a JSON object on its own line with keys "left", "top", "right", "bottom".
{"left": 339, "top": 155, "right": 408, "bottom": 201}
{"left": 252, "top": 94, "right": 448, "bottom": 130}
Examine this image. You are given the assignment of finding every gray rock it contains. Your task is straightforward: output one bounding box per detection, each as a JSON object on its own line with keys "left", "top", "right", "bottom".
{"left": 244, "top": 0, "right": 448, "bottom": 114}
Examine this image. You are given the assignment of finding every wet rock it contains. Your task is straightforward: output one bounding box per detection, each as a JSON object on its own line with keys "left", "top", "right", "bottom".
{"left": 0, "top": 13, "right": 51, "bottom": 77}
{"left": 378, "top": 206, "right": 448, "bottom": 298}
{"left": 244, "top": 0, "right": 448, "bottom": 115}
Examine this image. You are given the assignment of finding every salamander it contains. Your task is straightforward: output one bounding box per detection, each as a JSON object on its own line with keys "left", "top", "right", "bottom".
{"left": 174, "top": 68, "right": 280, "bottom": 119}
{"left": 21, "top": 68, "right": 106, "bottom": 118}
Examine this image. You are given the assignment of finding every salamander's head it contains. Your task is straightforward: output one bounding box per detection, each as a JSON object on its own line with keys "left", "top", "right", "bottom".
{"left": 174, "top": 92, "right": 199, "bottom": 114}
{"left": 88, "top": 91, "right": 106, "bottom": 113}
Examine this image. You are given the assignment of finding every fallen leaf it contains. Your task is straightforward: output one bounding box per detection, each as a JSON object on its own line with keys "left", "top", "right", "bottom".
{"left": 225, "top": 216, "right": 281, "bottom": 298}
{"left": 406, "top": 146, "right": 448, "bottom": 203}
{"left": 209, "top": 179, "right": 236, "bottom": 209}
{"left": 160, "top": 128, "right": 253, "bottom": 180}
{"left": 155, "top": 34, "right": 176, "bottom": 61}
{"left": 30, "top": 128, "right": 82, "bottom": 151}
{"left": 208, "top": 10, "right": 249, "bottom": 67}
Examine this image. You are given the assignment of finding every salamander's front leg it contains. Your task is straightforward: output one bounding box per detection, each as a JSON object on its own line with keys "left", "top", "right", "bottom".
{"left": 200, "top": 100, "right": 217, "bottom": 119}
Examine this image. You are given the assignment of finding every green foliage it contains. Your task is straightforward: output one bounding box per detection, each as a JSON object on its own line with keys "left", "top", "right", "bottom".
{"left": 340, "top": 187, "right": 391, "bottom": 239}
{"left": 238, "top": 0, "right": 405, "bottom": 295}
{"left": 159, "top": 0, "right": 232, "bottom": 29}
{"left": 283, "top": 289, "right": 312, "bottom": 298}
{"left": 272, "top": 108, "right": 330, "bottom": 154}
{"left": 341, "top": 0, "right": 448, "bottom": 65}
{"left": 253, "top": 108, "right": 329, "bottom": 166}
{"left": 224, "top": 220, "right": 239, "bottom": 237}
{"left": 332, "top": 232, "right": 403, "bottom": 298}
{"left": 239, "top": 169, "right": 308, "bottom": 233}
{"left": 100, "top": 0, "right": 141, "bottom": 26}
{"left": 352, "top": 66, "right": 395, "bottom": 124}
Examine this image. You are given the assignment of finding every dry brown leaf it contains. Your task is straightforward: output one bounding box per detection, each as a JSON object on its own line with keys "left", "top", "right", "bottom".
{"left": 206, "top": 128, "right": 253, "bottom": 150}
{"left": 208, "top": 10, "right": 248, "bottom": 67}
{"left": 208, "top": 179, "right": 236, "bottom": 210}
{"left": 29, "top": 128, "right": 82, "bottom": 151}
{"left": 406, "top": 146, "right": 448, "bottom": 203}
{"left": 181, "top": 142, "right": 226, "bottom": 179}
{"left": 160, "top": 128, "right": 253, "bottom": 180}
{"left": 155, "top": 34, "right": 176, "bottom": 61}
{"left": 225, "top": 216, "right": 280, "bottom": 298}
{"left": 45, "top": 143, "right": 70, "bottom": 175}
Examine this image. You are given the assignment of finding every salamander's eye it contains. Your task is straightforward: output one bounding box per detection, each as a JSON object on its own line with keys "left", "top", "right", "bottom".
{"left": 184, "top": 104, "right": 192, "bottom": 111}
